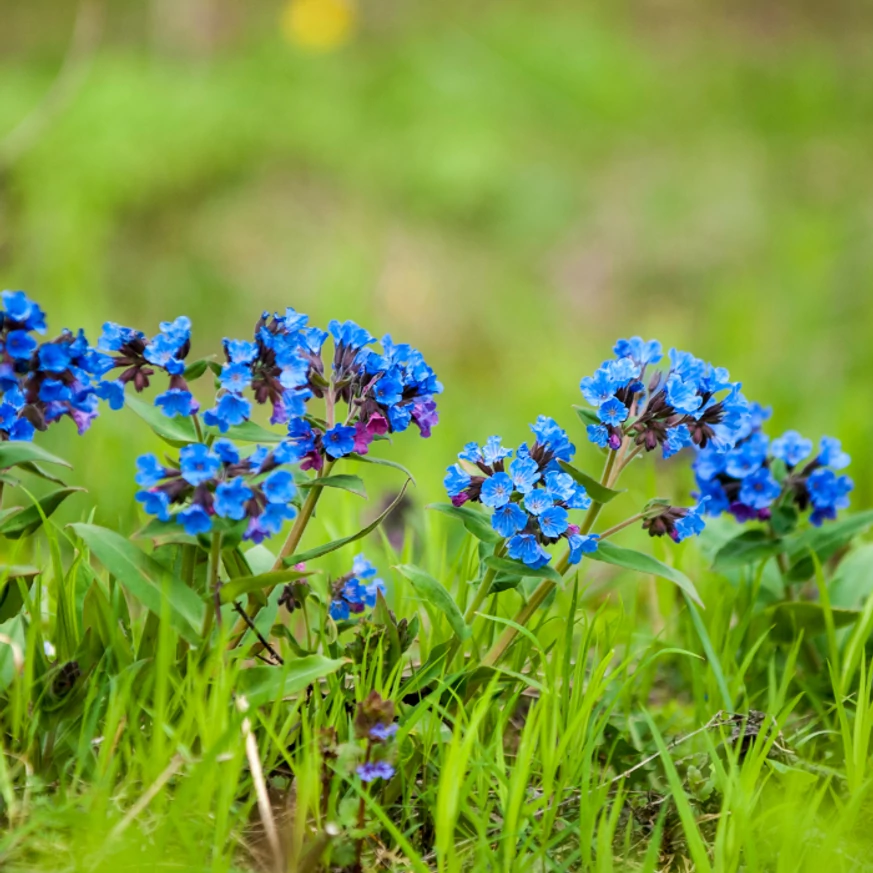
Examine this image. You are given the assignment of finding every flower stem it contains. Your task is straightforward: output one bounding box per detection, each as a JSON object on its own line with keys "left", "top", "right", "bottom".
{"left": 480, "top": 447, "right": 620, "bottom": 668}
{"left": 181, "top": 543, "right": 196, "bottom": 586}
{"left": 202, "top": 530, "right": 222, "bottom": 638}
{"left": 598, "top": 511, "right": 647, "bottom": 541}
{"left": 463, "top": 541, "right": 507, "bottom": 624}
{"left": 227, "top": 460, "right": 335, "bottom": 649}
{"left": 192, "top": 413, "right": 204, "bottom": 443}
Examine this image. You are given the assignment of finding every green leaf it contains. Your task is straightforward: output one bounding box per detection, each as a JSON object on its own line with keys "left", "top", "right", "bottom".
{"left": 770, "top": 505, "right": 799, "bottom": 536}
{"left": 71, "top": 523, "right": 205, "bottom": 645}
{"left": 346, "top": 453, "right": 416, "bottom": 485}
{"left": 15, "top": 461, "right": 68, "bottom": 486}
{"left": 235, "top": 656, "right": 346, "bottom": 706}
{"left": 219, "top": 569, "right": 314, "bottom": 604}
{"left": 0, "top": 488, "right": 84, "bottom": 539}
{"left": 0, "top": 568, "right": 38, "bottom": 622}
{"left": 427, "top": 503, "right": 502, "bottom": 544}
{"left": 785, "top": 509, "right": 873, "bottom": 581}
{"left": 394, "top": 564, "right": 469, "bottom": 640}
{"left": 134, "top": 517, "right": 199, "bottom": 548}
{"left": 589, "top": 541, "right": 703, "bottom": 607}
{"left": 0, "top": 442, "right": 71, "bottom": 471}
{"left": 298, "top": 473, "right": 367, "bottom": 499}
{"left": 712, "top": 530, "right": 784, "bottom": 572}
{"left": 572, "top": 405, "right": 601, "bottom": 428}
{"left": 125, "top": 395, "right": 197, "bottom": 446}
{"left": 183, "top": 358, "right": 213, "bottom": 380}
{"left": 761, "top": 601, "right": 861, "bottom": 642}
{"left": 286, "top": 478, "right": 413, "bottom": 565}
{"left": 205, "top": 419, "right": 284, "bottom": 444}
{"left": 484, "top": 555, "right": 562, "bottom": 583}
{"left": 557, "top": 460, "right": 625, "bottom": 505}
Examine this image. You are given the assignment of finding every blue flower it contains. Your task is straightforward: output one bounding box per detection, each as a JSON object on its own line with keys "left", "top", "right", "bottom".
{"left": 224, "top": 338, "right": 258, "bottom": 364}
{"left": 155, "top": 388, "right": 198, "bottom": 418}
{"left": 480, "top": 472, "right": 514, "bottom": 508}
{"left": 598, "top": 397, "right": 629, "bottom": 426}
{"left": 179, "top": 505, "right": 212, "bottom": 535}
{"left": 328, "top": 319, "right": 375, "bottom": 352}
{"left": 179, "top": 444, "right": 221, "bottom": 486}
{"left": 38, "top": 379, "right": 72, "bottom": 403}
{"left": 373, "top": 373, "right": 403, "bottom": 406}
{"left": 771, "top": 430, "right": 812, "bottom": 467}
{"left": 262, "top": 470, "right": 297, "bottom": 504}
{"left": 98, "top": 322, "right": 143, "bottom": 352}
{"left": 220, "top": 362, "right": 252, "bottom": 393}
{"left": 580, "top": 368, "right": 619, "bottom": 406}
{"left": 357, "top": 761, "right": 395, "bottom": 782}
{"left": 662, "top": 424, "right": 693, "bottom": 459}
{"left": 214, "top": 478, "right": 254, "bottom": 520}
{"left": 491, "top": 502, "right": 528, "bottom": 537}
{"left": 370, "top": 723, "right": 398, "bottom": 741}
{"left": 817, "top": 436, "right": 850, "bottom": 471}
{"left": 287, "top": 417, "right": 317, "bottom": 452}
{"left": 363, "top": 577, "right": 386, "bottom": 608}
{"left": 353, "top": 554, "right": 379, "bottom": 579}
{"left": 808, "top": 468, "right": 853, "bottom": 515}
{"left": 37, "top": 343, "right": 71, "bottom": 373}
{"left": 213, "top": 439, "right": 240, "bottom": 464}
{"left": 544, "top": 471, "right": 575, "bottom": 503}
{"left": 136, "top": 454, "right": 167, "bottom": 487}
{"left": 739, "top": 468, "right": 780, "bottom": 510}
{"left": 204, "top": 393, "right": 251, "bottom": 432}
{"left": 136, "top": 489, "right": 171, "bottom": 521}
{"left": 257, "top": 503, "right": 297, "bottom": 535}
{"left": 673, "top": 500, "right": 708, "bottom": 542}
{"left": 2, "top": 290, "right": 47, "bottom": 333}
{"left": 587, "top": 424, "right": 610, "bottom": 449}
{"left": 481, "top": 435, "right": 512, "bottom": 465}
{"left": 329, "top": 599, "right": 350, "bottom": 621}
{"left": 614, "top": 337, "right": 662, "bottom": 365}
{"left": 510, "top": 456, "right": 540, "bottom": 494}
{"left": 530, "top": 416, "right": 575, "bottom": 462}
{"left": 664, "top": 374, "right": 702, "bottom": 415}
{"left": 507, "top": 533, "right": 551, "bottom": 569}
{"left": 444, "top": 464, "right": 471, "bottom": 497}
{"left": 523, "top": 491, "right": 553, "bottom": 516}
{"left": 5, "top": 330, "right": 37, "bottom": 360}
{"left": 387, "top": 404, "right": 412, "bottom": 433}
{"left": 458, "top": 442, "right": 483, "bottom": 463}
{"left": 566, "top": 484, "right": 592, "bottom": 511}
{"left": 539, "top": 505, "right": 569, "bottom": 537}
{"left": 323, "top": 424, "right": 356, "bottom": 458}
{"left": 724, "top": 432, "right": 769, "bottom": 479}
{"left": 567, "top": 531, "right": 599, "bottom": 564}
{"left": 94, "top": 379, "right": 126, "bottom": 410}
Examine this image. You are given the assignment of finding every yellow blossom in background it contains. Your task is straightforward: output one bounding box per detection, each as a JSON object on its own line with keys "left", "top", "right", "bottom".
{"left": 281, "top": 0, "right": 356, "bottom": 52}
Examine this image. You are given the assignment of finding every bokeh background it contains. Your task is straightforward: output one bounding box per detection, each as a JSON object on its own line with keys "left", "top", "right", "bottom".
{"left": 1, "top": 0, "right": 871, "bottom": 530}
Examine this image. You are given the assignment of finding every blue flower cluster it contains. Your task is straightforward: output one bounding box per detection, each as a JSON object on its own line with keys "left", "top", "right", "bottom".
{"left": 580, "top": 338, "right": 750, "bottom": 458}
{"left": 135, "top": 438, "right": 301, "bottom": 542}
{"left": 694, "top": 409, "right": 853, "bottom": 526}
{"left": 444, "top": 417, "right": 600, "bottom": 568}
{"left": 95, "top": 316, "right": 196, "bottom": 416}
{"left": 328, "top": 554, "right": 387, "bottom": 620}
{"left": 0, "top": 291, "right": 117, "bottom": 441}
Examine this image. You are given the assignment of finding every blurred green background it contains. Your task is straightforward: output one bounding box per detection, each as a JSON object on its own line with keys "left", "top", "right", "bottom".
{"left": 1, "top": 0, "right": 871, "bottom": 529}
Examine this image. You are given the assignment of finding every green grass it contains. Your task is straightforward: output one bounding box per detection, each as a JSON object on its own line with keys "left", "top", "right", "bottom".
{"left": 2, "top": 3, "right": 873, "bottom": 869}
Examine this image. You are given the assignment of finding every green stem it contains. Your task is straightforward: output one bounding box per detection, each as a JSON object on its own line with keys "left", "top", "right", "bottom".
{"left": 181, "top": 544, "right": 196, "bottom": 587}
{"left": 192, "top": 413, "right": 204, "bottom": 443}
{"left": 463, "top": 541, "right": 507, "bottom": 624}
{"left": 598, "top": 511, "right": 647, "bottom": 541}
{"left": 480, "top": 447, "right": 620, "bottom": 668}
{"left": 228, "top": 460, "right": 335, "bottom": 649}
{"left": 202, "top": 531, "right": 222, "bottom": 638}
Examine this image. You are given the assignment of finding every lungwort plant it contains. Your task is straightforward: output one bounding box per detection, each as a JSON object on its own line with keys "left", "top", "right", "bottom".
{"left": 2, "top": 293, "right": 872, "bottom": 870}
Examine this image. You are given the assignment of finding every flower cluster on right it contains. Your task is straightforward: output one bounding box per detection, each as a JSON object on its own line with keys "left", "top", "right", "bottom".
{"left": 694, "top": 405, "right": 853, "bottom": 527}
{"left": 444, "top": 417, "right": 600, "bottom": 568}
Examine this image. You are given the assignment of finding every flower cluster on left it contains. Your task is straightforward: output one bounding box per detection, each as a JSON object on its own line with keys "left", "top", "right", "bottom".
{"left": 0, "top": 290, "right": 119, "bottom": 441}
